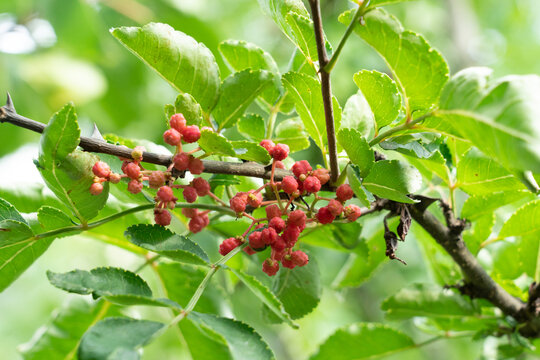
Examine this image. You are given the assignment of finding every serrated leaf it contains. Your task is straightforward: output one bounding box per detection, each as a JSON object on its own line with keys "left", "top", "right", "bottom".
{"left": 230, "top": 141, "right": 271, "bottom": 163}
{"left": 461, "top": 191, "right": 531, "bottom": 220}
{"left": 381, "top": 283, "right": 477, "bottom": 320}
{"left": 341, "top": 8, "right": 449, "bottom": 112}
{"left": 274, "top": 117, "right": 310, "bottom": 153}
{"left": 265, "top": 255, "right": 320, "bottom": 319}
{"left": 400, "top": 149, "right": 450, "bottom": 184}
{"left": 439, "top": 67, "right": 493, "bottom": 111}
{"left": 463, "top": 213, "right": 495, "bottom": 255}
{"left": 257, "top": 0, "right": 309, "bottom": 46}
{"left": 78, "top": 317, "right": 164, "bottom": 360}
{"left": 353, "top": 70, "right": 402, "bottom": 129}
{"left": 310, "top": 323, "right": 414, "bottom": 360}
{"left": 111, "top": 23, "right": 220, "bottom": 111}
{"left": 499, "top": 200, "right": 540, "bottom": 239}
{"left": 179, "top": 319, "right": 231, "bottom": 360}
{"left": 347, "top": 165, "right": 371, "bottom": 207}
{"left": 198, "top": 130, "right": 236, "bottom": 157}
{"left": 337, "top": 128, "right": 374, "bottom": 177}
{"left": 214, "top": 69, "right": 273, "bottom": 130}
{"left": 230, "top": 268, "right": 297, "bottom": 328}
{"left": 285, "top": 12, "right": 318, "bottom": 64}
{"left": 238, "top": 114, "right": 266, "bottom": 141}
{"left": 363, "top": 160, "right": 422, "bottom": 203}
{"left": 38, "top": 104, "right": 108, "bottom": 223}
{"left": 340, "top": 92, "right": 375, "bottom": 139}
{"left": 0, "top": 197, "right": 27, "bottom": 223}
{"left": 125, "top": 224, "right": 209, "bottom": 265}
{"left": 456, "top": 149, "right": 525, "bottom": 195}
{"left": 37, "top": 206, "right": 73, "bottom": 231}
{"left": 190, "top": 312, "right": 274, "bottom": 360}
{"left": 174, "top": 93, "right": 203, "bottom": 126}
{"left": 0, "top": 219, "right": 34, "bottom": 248}
{"left": 301, "top": 222, "right": 363, "bottom": 250}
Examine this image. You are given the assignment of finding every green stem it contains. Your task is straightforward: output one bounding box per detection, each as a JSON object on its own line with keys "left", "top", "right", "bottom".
{"left": 266, "top": 95, "right": 286, "bottom": 138}
{"left": 324, "top": 0, "right": 370, "bottom": 73}
{"left": 368, "top": 112, "right": 432, "bottom": 147}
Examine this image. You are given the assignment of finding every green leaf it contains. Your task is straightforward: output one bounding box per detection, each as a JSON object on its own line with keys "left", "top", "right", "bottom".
{"left": 340, "top": 92, "right": 375, "bottom": 139}
{"left": 301, "top": 222, "right": 363, "bottom": 250}
{"left": 78, "top": 317, "right": 164, "bottom": 360}
{"left": 381, "top": 283, "right": 477, "bottom": 320}
{"left": 230, "top": 141, "right": 272, "bottom": 163}
{"left": 363, "top": 160, "right": 422, "bottom": 203}
{"left": 238, "top": 114, "right": 266, "bottom": 141}
{"left": 341, "top": 8, "right": 449, "bottom": 112}
{"left": 256, "top": 0, "right": 309, "bottom": 47}
{"left": 266, "top": 255, "right": 321, "bottom": 319}
{"left": 337, "top": 128, "right": 374, "bottom": 177}
{"left": 0, "top": 197, "right": 27, "bottom": 223}
{"left": 274, "top": 117, "right": 310, "bottom": 153}
{"left": 439, "top": 67, "right": 493, "bottom": 111}
{"left": 125, "top": 224, "right": 209, "bottom": 265}
{"left": 37, "top": 206, "right": 73, "bottom": 231}
{"left": 20, "top": 299, "right": 117, "bottom": 359}
{"left": 111, "top": 23, "right": 220, "bottom": 111}
{"left": 310, "top": 323, "right": 414, "bottom": 360}
{"left": 285, "top": 12, "right": 318, "bottom": 64}
{"left": 47, "top": 267, "right": 152, "bottom": 298}
{"left": 190, "top": 312, "right": 274, "bottom": 360}
{"left": 353, "top": 70, "right": 402, "bottom": 129}
{"left": 174, "top": 93, "right": 203, "bottom": 126}
{"left": 347, "top": 165, "right": 371, "bottom": 207}
{"left": 518, "top": 234, "right": 540, "bottom": 281}
{"left": 198, "top": 130, "right": 236, "bottom": 157}
{"left": 0, "top": 219, "right": 34, "bottom": 248}
{"left": 456, "top": 149, "right": 525, "bottom": 195}
{"left": 401, "top": 149, "right": 450, "bottom": 185}
{"left": 230, "top": 268, "right": 297, "bottom": 328}
{"left": 213, "top": 69, "right": 273, "bottom": 130}
{"left": 499, "top": 200, "right": 540, "bottom": 239}
{"left": 38, "top": 104, "right": 108, "bottom": 223}
{"left": 463, "top": 213, "right": 495, "bottom": 255}
{"left": 179, "top": 319, "right": 231, "bottom": 360}
{"left": 461, "top": 191, "right": 531, "bottom": 220}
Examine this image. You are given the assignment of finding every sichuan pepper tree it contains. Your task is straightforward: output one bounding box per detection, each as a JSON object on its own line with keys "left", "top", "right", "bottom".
{"left": 1, "top": 0, "right": 540, "bottom": 359}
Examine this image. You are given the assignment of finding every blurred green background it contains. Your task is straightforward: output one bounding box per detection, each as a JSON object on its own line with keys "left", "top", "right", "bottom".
{"left": 1, "top": 0, "right": 540, "bottom": 359}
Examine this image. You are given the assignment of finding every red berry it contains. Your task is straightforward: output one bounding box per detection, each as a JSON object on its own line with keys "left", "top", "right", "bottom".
{"left": 188, "top": 157, "right": 204, "bottom": 175}
{"left": 336, "top": 184, "right": 354, "bottom": 202}
{"left": 281, "top": 255, "right": 296, "bottom": 269}
{"left": 272, "top": 248, "right": 286, "bottom": 262}
{"left": 189, "top": 214, "right": 208, "bottom": 233}
{"left": 89, "top": 182, "right": 103, "bottom": 195}
{"left": 265, "top": 204, "right": 281, "bottom": 219}
{"left": 275, "top": 161, "right": 285, "bottom": 169}
{"left": 249, "top": 231, "right": 265, "bottom": 250}
{"left": 170, "top": 113, "right": 187, "bottom": 132}
{"left": 261, "top": 227, "right": 278, "bottom": 245}
{"left": 192, "top": 177, "right": 210, "bottom": 196}
{"left": 259, "top": 139, "right": 275, "bottom": 153}
{"left": 303, "top": 176, "right": 321, "bottom": 193}
{"left": 181, "top": 125, "right": 201, "bottom": 143}
{"left": 173, "top": 152, "right": 190, "bottom": 171}
{"left": 271, "top": 143, "right": 289, "bottom": 161}
{"left": 219, "top": 237, "right": 242, "bottom": 255}
{"left": 271, "top": 236, "right": 286, "bottom": 252}
{"left": 247, "top": 191, "right": 263, "bottom": 208}
{"left": 291, "top": 250, "right": 309, "bottom": 266}
{"left": 292, "top": 160, "right": 312, "bottom": 178}
{"left": 230, "top": 193, "right": 248, "bottom": 213}
{"left": 316, "top": 206, "right": 335, "bottom": 224}
{"left": 181, "top": 208, "right": 198, "bottom": 218}
{"left": 124, "top": 162, "right": 141, "bottom": 180}
{"left": 282, "top": 225, "right": 300, "bottom": 247}
{"left": 163, "top": 128, "right": 182, "bottom": 146}
{"left": 148, "top": 171, "right": 166, "bottom": 188}
{"left": 281, "top": 176, "right": 298, "bottom": 195}
{"left": 262, "top": 258, "right": 279, "bottom": 276}
{"left": 92, "top": 161, "right": 111, "bottom": 178}
{"left": 183, "top": 186, "right": 197, "bottom": 203}
{"left": 243, "top": 246, "right": 257, "bottom": 255}
{"left": 344, "top": 204, "right": 362, "bottom": 221}
{"left": 109, "top": 173, "right": 122, "bottom": 184}
{"left": 269, "top": 217, "right": 286, "bottom": 233}
{"left": 327, "top": 199, "right": 344, "bottom": 217}
{"left": 154, "top": 209, "right": 172, "bottom": 226}
{"left": 288, "top": 210, "right": 306, "bottom": 227}
{"left": 128, "top": 180, "right": 143, "bottom": 194}
{"left": 157, "top": 186, "right": 175, "bottom": 203}
{"left": 312, "top": 168, "right": 330, "bottom": 185}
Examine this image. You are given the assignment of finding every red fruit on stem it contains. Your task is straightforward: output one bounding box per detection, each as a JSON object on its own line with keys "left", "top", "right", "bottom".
{"left": 170, "top": 113, "right": 187, "bottom": 132}
{"left": 219, "top": 237, "right": 242, "bottom": 256}
{"left": 148, "top": 171, "right": 166, "bottom": 188}
{"left": 163, "top": 128, "right": 182, "bottom": 146}
{"left": 189, "top": 215, "right": 208, "bottom": 233}
{"left": 269, "top": 217, "right": 286, "bottom": 233}
{"left": 271, "top": 143, "right": 289, "bottom": 161}
{"left": 274, "top": 161, "right": 285, "bottom": 169}
{"left": 271, "top": 248, "right": 286, "bottom": 262}
{"left": 316, "top": 206, "right": 335, "bottom": 224}
{"left": 259, "top": 139, "right": 275, "bottom": 153}
{"left": 249, "top": 231, "right": 265, "bottom": 250}
{"left": 281, "top": 255, "right": 296, "bottom": 269}
{"left": 230, "top": 193, "right": 248, "bottom": 213}
{"left": 312, "top": 168, "right": 330, "bottom": 185}
{"left": 327, "top": 199, "right": 344, "bottom": 217}
{"left": 157, "top": 186, "right": 175, "bottom": 203}
{"left": 192, "top": 177, "right": 210, "bottom": 196}
{"left": 188, "top": 157, "right": 204, "bottom": 175}
{"left": 344, "top": 204, "right": 362, "bottom": 221}
{"left": 89, "top": 182, "right": 103, "bottom": 196}
{"left": 109, "top": 173, "right": 122, "bottom": 184}
{"left": 336, "top": 184, "right": 354, "bottom": 202}
{"left": 281, "top": 176, "right": 298, "bottom": 195}
{"left": 247, "top": 191, "right": 263, "bottom": 208}
{"left": 128, "top": 180, "right": 143, "bottom": 194}
{"left": 124, "top": 162, "right": 141, "bottom": 180}
{"left": 262, "top": 258, "right": 279, "bottom": 276}
{"left": 92, "top": 161, "right": 111, "bottom": 178}
{"left": 303, "top": 176, "right": 321, "bottom": 193}
{"left": 265, "top": 204, "right": 281, "bottom": 219}
{"left": 261, "top": 227, "right": 278, "bottom": 245}
{"left": 181, "top": 208, "right": 198, "bottom": 218}
{"left": 292, "top": 160, "right": 312, "bottom": 178}
{"left": 281, "top": 225, "right": 301, "bottom": 247}
{"left": 291, "top": 250, "right": 309, "bottom": 266}
{"left": 183, "top": 186, "right": 198, "bottom": 203}
{"left": 271, "top": 236, "right": 286, "bottom": 252}
{"left": 173, "top": 153, "right": 190, "bottom": 171}
{"left": 243, "top": 246, "right": 257, "bottom": 255}
{"left": 154, "top": 209, "right": 172, "bottom": 226}
{"left": 181, "top": 125, "right": 201, "bottom": 143}
{"left": 288, "top": 210, "right": 306, "bottom": 227}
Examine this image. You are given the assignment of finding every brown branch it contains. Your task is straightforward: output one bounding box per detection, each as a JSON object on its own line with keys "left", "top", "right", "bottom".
{"left": 308, "top": 0, "right": 339, "bottom": 184}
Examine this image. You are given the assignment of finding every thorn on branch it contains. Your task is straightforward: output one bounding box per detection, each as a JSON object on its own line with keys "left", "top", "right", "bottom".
{"left": 5, "top": 92, "right": 15, "bottom": 112}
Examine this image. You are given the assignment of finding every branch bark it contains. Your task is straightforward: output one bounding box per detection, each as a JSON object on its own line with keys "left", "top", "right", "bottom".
{"left": 308, "top": 0, "right": 339, "bottom": 184}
